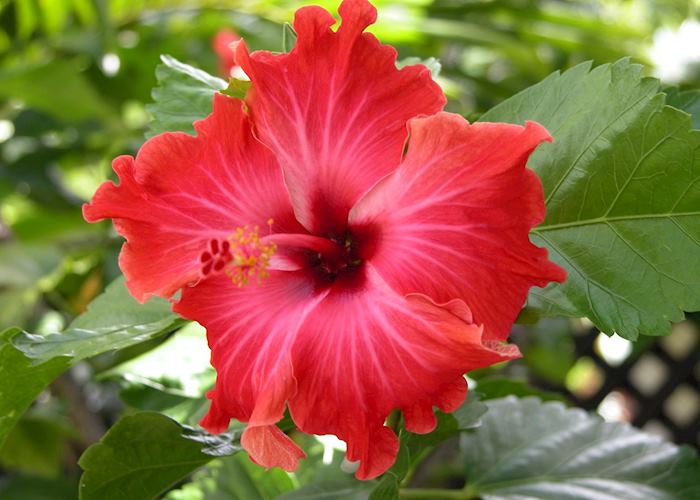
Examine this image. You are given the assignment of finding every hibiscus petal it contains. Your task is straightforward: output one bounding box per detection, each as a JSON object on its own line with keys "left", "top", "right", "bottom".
{"left": 289, "top": 266, "right": 519, "bottom": 480}
{"left": 83, "top": 93, "right": 301, "bottom": 302}
{"left": 350, "top": 113, "right": 567, "bottom": 341}
{"left": 235, "top": 0, "right": 445, "bottom": 234}
{"left": 173, "top": 270, "right": 325, "bottom": 471}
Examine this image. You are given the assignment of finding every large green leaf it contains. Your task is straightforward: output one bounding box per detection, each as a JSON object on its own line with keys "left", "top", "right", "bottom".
{"left": 0, "top": 328, "right": 68, "bottom": 448}
{"left": 461, "top": 397, "right": 700, "bottom": 499}
{"left": 12, "top": 276, "right": 184, "bottom": 362}
{"left": 147, "top": 55, "right": 226, "bottom": 137}
{"left": 1, "top": 277, "right": 182, "bottom": 447}
{"left": 481, "top": 59, "right": 700, "bottom": 339}
{"left": 79, "top": 412, "right": 240, "bottom": 500}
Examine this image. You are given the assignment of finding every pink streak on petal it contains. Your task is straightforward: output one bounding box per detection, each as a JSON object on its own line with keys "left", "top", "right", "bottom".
{"left": 83, "top": 93, "right": 301, "bottom": 302}
{"left": 350, "top": 113, "right": 566, "bottom": 341}
{"left": 174, "top": 270, "right": 326, "bottom": 472}
{"left": 289, "top": 265, "right": 520, "bottom": 479}
{"left": 235, "top": 0, "right": 445, "bottom": 234}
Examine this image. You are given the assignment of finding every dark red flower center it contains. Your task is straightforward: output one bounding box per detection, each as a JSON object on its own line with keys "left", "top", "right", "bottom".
{"left": 309, "top": 233, "right": 364, "bottom": 283}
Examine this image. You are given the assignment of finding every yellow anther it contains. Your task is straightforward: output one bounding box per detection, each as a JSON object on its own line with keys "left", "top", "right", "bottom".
{"left": 225, "top": 224, "right": 276, "bottom": 287}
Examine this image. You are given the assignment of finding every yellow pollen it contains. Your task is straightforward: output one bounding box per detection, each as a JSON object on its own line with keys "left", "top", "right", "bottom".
{"left": 225, "top": 224, "right": 276, "bottom": 287}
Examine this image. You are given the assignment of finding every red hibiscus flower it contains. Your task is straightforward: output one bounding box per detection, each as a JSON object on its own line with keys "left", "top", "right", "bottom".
{"left": 212, "top": 28, "right": 240, "bottom": 77}
{"left": 84, "top": 0, "right": 565, "bottom": 480}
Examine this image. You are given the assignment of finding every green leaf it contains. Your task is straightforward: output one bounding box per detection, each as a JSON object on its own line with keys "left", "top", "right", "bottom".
{"left": 0, "top": 328, "right": 69, "bottom": 448}
{"left": 0, "top": 475, "right": 77, "bottom": 500}
{"left": 222, "top": 78, "right": 252, "bottom": 100}
{"left": 278, "top": 480, "right": 374, "bottom": 500}
{"left": 282, "top": 23, "right": 297, "bottom": 52}
{"left": 1, "top": 277, "right": 183, "bottom": 447}
{"left": 368, "top": 475, "right": 399, "bottom": 500}
{"left": 475, "top": 376, "right": 567, "bottom": 402}
{"left": 166, "top": 453, "right": 295, "bottom": 500}
{"left": 0, "top": 243, "right": 62, "bottom": 327}
{"left": 666, "top": 88, "right": 700, "bottom": 130}
{"left": 0, "top": 60, "right": 112, "bottom": 122}
{"left": 481, "top": 59, "right": 700, "bottom": 339}
{"left": 390, "top": 394, "right": 487, "bottom": 481}
{"left": 0, "top": 416, "right": 73, "bottom": 478}
{"left": 397, "top": 56, "right": 442, "bottom": 79}
{"left": 147, "top": 55, "right": 226, "bottom": 137}
{"left": 12, "top": 276, "right": 185, "bottom": 362}
{"left": 462, "top": 396, "right": 700, "bottom": 499}
{"left": 78, "top": 412, "right": 241, "bottom": 500}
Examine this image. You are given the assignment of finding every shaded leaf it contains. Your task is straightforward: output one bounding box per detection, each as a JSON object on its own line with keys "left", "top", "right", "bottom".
{"left": 278, "top": 480, "right": 373, "bottom": 500}
{"left": 482, "top": 59, "right": 700, "bottom": 339}
{"left": 475, "top": 376, "right": 567, "bottom": 402}
{"left": 0, "top": 416, "right": 73, "bottom": 478}
{"left": 78, "top": 412, "right": 240, "bottom": 500}
{"left": 0, "top": 328, "right": 69, "bottom": 448}
{"left": 390, "top": 394, "right": 486, "bottom": 480}
{"left": 147, "top": 55, "right": 226, "bottom": 137}
{"left": 166, "top": 453, "right": 295, "bottom": 500}
{"left": 462, "top": 396, "right": 700, "bottom": 499}
{"left": 666, "top": 87, "right": 700, "bottom": 129}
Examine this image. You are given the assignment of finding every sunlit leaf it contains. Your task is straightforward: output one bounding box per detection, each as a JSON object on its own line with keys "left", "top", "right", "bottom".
{"left": 462, "top": 397, "right": 700, "bottom": 499}
{"left": 12, "top": 276, "right": 185, "bottom": 362}
{"left": 482, "top": 59, "right": 700, "bottom": 339}
{"left": 147, "top": 55, "right": 226, "bottom": 137}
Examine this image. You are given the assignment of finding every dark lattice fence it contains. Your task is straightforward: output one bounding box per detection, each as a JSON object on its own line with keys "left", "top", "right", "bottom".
{"left": 552, "top": 314, "right": 699, "bottom": 448}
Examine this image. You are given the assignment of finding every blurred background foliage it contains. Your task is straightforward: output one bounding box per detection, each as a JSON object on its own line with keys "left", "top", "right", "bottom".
{"left": 0, "top": 0, "right": 698, "bottom": 498}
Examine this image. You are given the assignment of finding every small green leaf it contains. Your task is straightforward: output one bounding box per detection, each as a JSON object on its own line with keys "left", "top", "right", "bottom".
{"left": 222, "top": 78, "right": 252, "bottom": 100}
{"left": 0, "top": 328, "right": 69, "bottom": 448}
{"left": 368, "top": 475, "right": 399, "bottom": 500}
{"left": 482, "top": 59, "right": 700, "bottom": 339}
{"left": 282, "top": 23, "right": 297, "bottom": 53}
{"left": 397, "top": 56, "right": 442, "bottom": 79}
{"left": 12, "top": 277, "right": 185, "bottom": 362}
{"left": 462, "top": 397, "right": 700, "bottom": 499}
{"left": 147, "top": 55, "right": 226, "bottom": 137}
{"left": 475, "top": 376, "right": 567, "bottom": 402}
{"left": 78, "top": 412, "right": 241, "bottom": 500}
{"left": 666, "top": 87, "right": 700, "bottom": 129}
